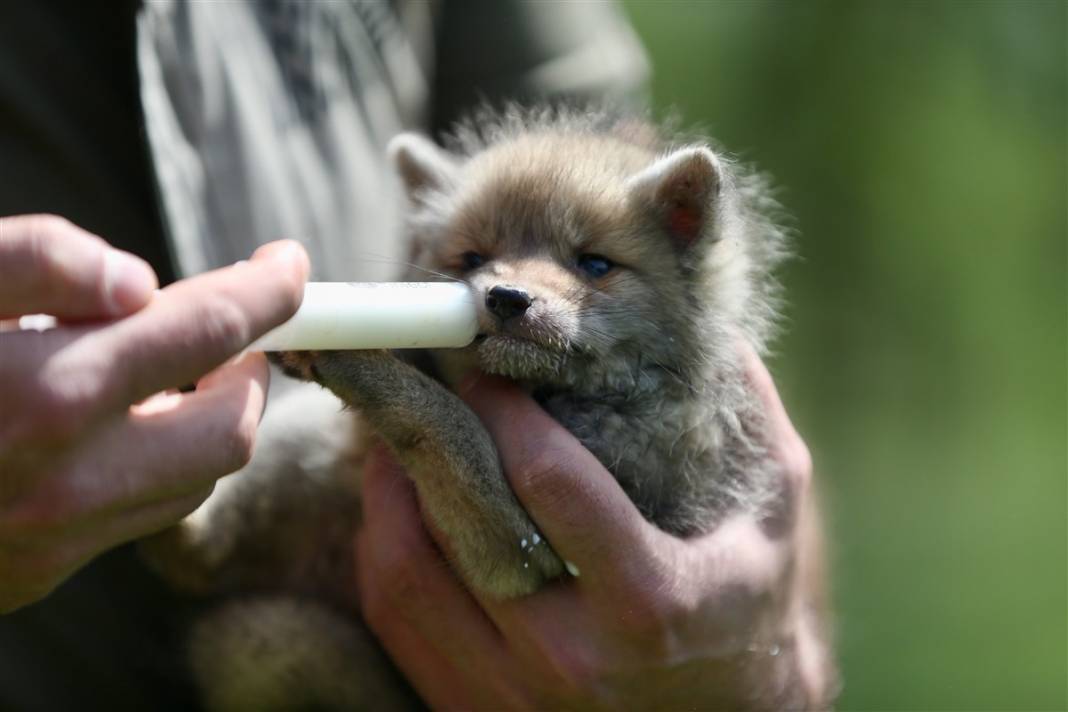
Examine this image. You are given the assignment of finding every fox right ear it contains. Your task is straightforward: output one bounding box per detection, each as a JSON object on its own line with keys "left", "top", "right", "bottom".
{"left": 627, "top": 146, "right": 723, "bottom": 252}
{"left": 387, "top": 133, "right": 457, "bottom": 201}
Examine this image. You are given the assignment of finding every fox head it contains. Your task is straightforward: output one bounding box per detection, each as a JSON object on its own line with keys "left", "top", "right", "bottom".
{"left": 387, "top": 111, "right": 785, "bottom": 394}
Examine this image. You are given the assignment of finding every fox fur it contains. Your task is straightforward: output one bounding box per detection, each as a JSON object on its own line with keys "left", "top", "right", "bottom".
{"left": 141, "top": 106, "right": 808, "bottom": 710}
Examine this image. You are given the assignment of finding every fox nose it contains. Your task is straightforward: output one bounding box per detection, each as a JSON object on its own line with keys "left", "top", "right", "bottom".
{"left": 486, "top": 285, "right": 532, "bottom": 321}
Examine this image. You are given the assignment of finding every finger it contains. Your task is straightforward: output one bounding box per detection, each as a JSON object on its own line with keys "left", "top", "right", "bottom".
{"left": 95, "top": 240, "right": 308, "bottom": 403}
{"left": 2, "top": 241, "right": 306, "bottom": 438}
{"left": 365, "top": 480, "right": 598, "bottom": 712}
{"left": 9, "top": 352, "right": 270, "bottom": 532}
{"left": 739, "top": 343, "right": 812, "bottom": 483}
{"left": 738, "top": 345, "right": 812, "bottom": 541}
{"left": 0, "top": 214, "right": 157, "bottom": 319}
{"left": 357, "top": 444, "right": 506, "bottom": 666}
{"left": 1, "top": 486, "right": 212, "bottom": 615}
{"left": 71, "top": 487, "right": 214, "bottom": 568}
{"left": 0, "top": 357, "right": 264, "bottom": 601}
{"left": 362, "top": 603, "right": 484, "bottom": 711}
{"left": 458, "top": 374, "right": 667, "bottom": 588}
{"left": 109, "top": 351, "right": 271, "bottom": 501}
{"left": 685, "top": 512, "right": 795, "bottom": 632}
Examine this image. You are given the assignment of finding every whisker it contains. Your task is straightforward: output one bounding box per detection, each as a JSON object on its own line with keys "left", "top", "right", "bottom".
{"left": 347, "top": 251, "right": 470, "bottom": 286}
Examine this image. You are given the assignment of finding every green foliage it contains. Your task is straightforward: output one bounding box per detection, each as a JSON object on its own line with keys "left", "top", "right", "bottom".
{"left": 621, "top": 1, "right": 1067, "bottom": 708}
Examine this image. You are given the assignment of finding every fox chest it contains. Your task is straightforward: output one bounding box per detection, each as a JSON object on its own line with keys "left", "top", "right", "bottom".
{"left": 539, "top": 393, "right": 725, "bottom": 535}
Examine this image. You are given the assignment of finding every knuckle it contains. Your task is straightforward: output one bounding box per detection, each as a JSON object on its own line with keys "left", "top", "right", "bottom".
{"left": 23, "top": 213, "right": 76, "bottom": 245}
{"left": 24, "top": 369, "right": 107, "bottom": 446}
{"left": 218, "top": 414, "right": 257, "bottom": 474}
{"left": 512, "top": 447, "right": 573, "bottom": 508}
{"left": 544, "top": 643, "right": 606, "bottom": 697}
{"left": 619, "top": 588, "right": 682, "bottom": 656}
{"left": 170, "top": 485, "right": 216, "bottom": 522}
{"left": 611, "top": 550, "right": 690, "bottom": 659}
{"left": 191, "top": 483, "right": 216, "bottom": 507}
{"left": 771, "top": 436, "right": 811, "bottom": 521}
{"left": 31, "top": 213, "right": 74, "bottom": 232}
{"left": 1, "top": 214, "right": 90, "bottom": 302}
{"left": 715, "top": 579, "right": 774, "bottom": 634}
{"left": 34, "top": 376, "right": 101, "bottom": 438}
{"left": 273, "top": 265, "right": 305, "bottom": 317}
{"left": 232, "top": 417, "right": 258, "bottom": 468}
{"left": 788, "top": 439, "right": 813, "bottom": 491}
{"left": 20, "top": 215, "right": 78, "bottom": 268}
{"left": 193, "top": 296, "right": 253, "bottom": 357}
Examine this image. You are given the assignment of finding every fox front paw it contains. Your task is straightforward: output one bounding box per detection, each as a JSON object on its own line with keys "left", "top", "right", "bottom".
{"left": 268, "top": 351, "right": 322, "bottom": 382}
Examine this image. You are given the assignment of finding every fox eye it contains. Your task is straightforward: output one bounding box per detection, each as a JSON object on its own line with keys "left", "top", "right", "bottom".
{"left": 461, "top": 251, "right": 486, "bottom": 270}
{"left": 577, "top": 253, "right": 614, "bottom": 278}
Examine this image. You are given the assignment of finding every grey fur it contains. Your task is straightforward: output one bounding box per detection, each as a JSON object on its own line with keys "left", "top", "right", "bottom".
{"left": 142, "top": 106, "right": 793, "bottom": 709}
{"left": 408, "top": 105, "right": 791, "bottom": 533}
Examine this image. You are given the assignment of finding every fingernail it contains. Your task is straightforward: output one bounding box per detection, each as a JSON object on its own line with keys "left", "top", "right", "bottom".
{"left": 254, "top": 241, "right": 310, "bottom": 280}
{"left": 105, "top": 250, "right": 158, "bottom": 314}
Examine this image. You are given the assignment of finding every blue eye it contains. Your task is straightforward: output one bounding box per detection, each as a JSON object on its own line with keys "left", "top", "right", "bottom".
{"left": 461, "top": 251, "right": 485, "bottom": 270}
{"left": 577, "top": 254, "right": 614, "bottom": 278}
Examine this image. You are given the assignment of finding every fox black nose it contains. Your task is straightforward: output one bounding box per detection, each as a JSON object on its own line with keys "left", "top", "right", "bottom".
{"left": 486, "top": 285, "right": 532, "bottom": 321}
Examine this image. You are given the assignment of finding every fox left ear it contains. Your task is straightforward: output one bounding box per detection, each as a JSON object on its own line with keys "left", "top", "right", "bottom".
{"left": 387, "top": 133, "right": 458, "bottom": 203}
{"left": 627, "top": 146, "right": 723, "bottom": 250}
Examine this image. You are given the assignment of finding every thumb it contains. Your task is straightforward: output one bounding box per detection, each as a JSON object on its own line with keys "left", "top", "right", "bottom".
{"left": 458, "top": 374, "right": 662, "bottom": 586}
{"left": 0, "top": 214, "right": 157, "bottom": 321}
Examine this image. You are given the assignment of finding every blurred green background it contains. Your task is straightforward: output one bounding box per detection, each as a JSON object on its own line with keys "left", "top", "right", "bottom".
{"left": 620, "top": 1, "right": 1066, "bottom": 709}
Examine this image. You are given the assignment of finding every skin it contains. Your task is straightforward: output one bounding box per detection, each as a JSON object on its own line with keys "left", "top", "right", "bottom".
{"left": 355, "top": 352, "right": 831, "bottom": 710}
{"left": 0, "top": 214, "right": 308, "bottom": 613}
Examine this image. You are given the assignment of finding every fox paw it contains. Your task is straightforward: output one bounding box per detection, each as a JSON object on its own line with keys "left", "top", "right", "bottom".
{"left": 268, "top": 351, "right": 322, "bottom": 382}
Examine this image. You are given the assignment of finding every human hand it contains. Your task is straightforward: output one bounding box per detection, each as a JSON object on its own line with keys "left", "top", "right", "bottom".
{"left": 0, "top": 214, "right": 308, "bottom": 612}
{"left": 355, "top": 347, "right": 832, "bottom": 710}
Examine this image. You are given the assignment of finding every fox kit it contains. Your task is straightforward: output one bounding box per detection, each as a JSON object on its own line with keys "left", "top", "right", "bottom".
{"left": 143, "top": 107, "right": 799, "bottom": 709}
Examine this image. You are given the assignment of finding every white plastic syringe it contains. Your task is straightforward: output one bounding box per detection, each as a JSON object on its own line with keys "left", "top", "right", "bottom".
{"left": 249, "top": 282, "right": 479, "bottom": 351}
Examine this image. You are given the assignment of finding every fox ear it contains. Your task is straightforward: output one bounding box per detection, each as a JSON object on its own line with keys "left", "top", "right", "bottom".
{"left": 627, "top": 146, "right": 723, "bottom": 250}
{"left": 387, "top": 133, "right": 458, "bottom": 201}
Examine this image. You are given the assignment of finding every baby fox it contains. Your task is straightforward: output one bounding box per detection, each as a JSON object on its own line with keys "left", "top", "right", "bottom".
{"left": 143, "top": 107, "right": 792, "bottom": 709}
